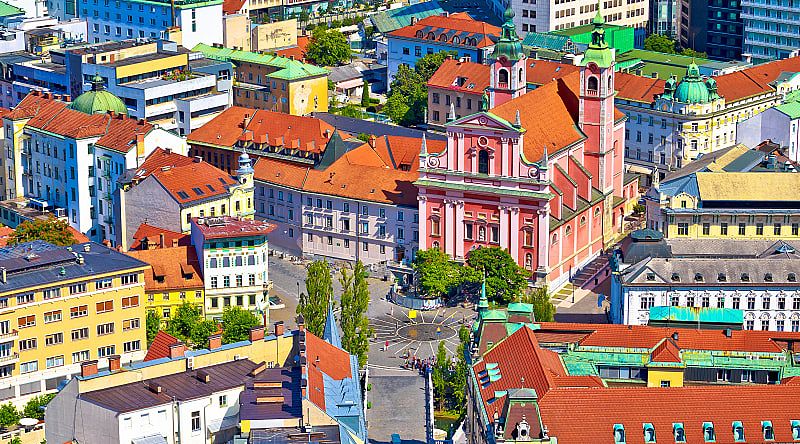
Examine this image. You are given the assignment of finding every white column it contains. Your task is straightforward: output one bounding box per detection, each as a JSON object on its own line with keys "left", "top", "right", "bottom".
{"left": 455, "top": 201, "right": 465, "bottom": 259}
{"left": 511, "top": 138, "right": 521, "bottom": 177}
{"left": 445, "top": 199, "right": 457, "bottom": 257}
{"left": 501, "top": 138, "right": 509, "bottom": 176}
{"left": 509, "top": 206, "right": 520, "bottom": 262}
{"left": 499, "top": 206, "right": 510, "bottom": 250}
{"left": 537, "top": 207, "right": 549, "bottom": 272}
{"left": 456, "top": 133, "right": 465, "bottom": 172}
{"left": 418, "top": 195, "right": 427, "bottom": 249}
{"left": 447, "top": 132, "right": 455, "bottom": 170}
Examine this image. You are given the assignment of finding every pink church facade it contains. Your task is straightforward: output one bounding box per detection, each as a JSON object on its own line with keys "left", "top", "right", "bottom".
{"left": 416, "top": 12, "right": 639, "bottom": 287}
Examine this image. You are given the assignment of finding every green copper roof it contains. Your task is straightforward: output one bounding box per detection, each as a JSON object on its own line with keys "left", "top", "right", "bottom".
{"left": 580, "top": 6, "right": 613, "bottom": 68}
{"left": 672, "top": 62, "right": 721, "bottom": 104}
{"left": 508, "top": 302, "right": 533, "bottom": 314}
{"left": 193, "top": 44, "right": 329, "bottom": 80}
{"left": 648, "top": 306, "right": 744, "bottom": 325}
{"left": 491, "top": 6, "right": 524, "bottom": 61}
{"left": 0, "top": 1, "right": 24, "bottom": 17}
{"left": 68, "top": 74, "right": 128, "bottom": 115}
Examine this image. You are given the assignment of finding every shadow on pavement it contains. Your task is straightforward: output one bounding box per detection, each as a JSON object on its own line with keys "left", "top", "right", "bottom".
{"left": 554, "top": 312, "right": 608, "bottom": 324}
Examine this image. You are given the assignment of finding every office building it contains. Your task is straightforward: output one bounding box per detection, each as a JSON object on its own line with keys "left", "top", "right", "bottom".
{"left": 742, "top": 0, "right": 800, "bottom": 64}
{"left": 678, "top": 0, "right": 743, "bottom": 61}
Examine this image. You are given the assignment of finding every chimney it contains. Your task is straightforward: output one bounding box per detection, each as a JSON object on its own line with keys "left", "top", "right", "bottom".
{"left": 148, "top": 381, "right": 162, "bottom": 394}
{"left": 671, "top": 332, "right": 679, "bottom": 341}
{"left": 83, "top": 244, "right": 91, "bottom": 253}
{"left": 108, "top": 355, "right": 121, "bottom": 372}
{"left": 193, "top": 156, "right": 202, "bottom": 163}
{"left": 168, "top": 342, "right": 186, "bottom": 359}
{"left": 255, "top": 394, "right": 284, "bottom": 404}
{"left": 136, "top": 133, "right": 145, "bottom": 157}
{"left": 249, "top": 325, "right": 265, "bottom": 342}
{"left": 297, "top": 314, "right": 305, "bottom": 333}
{"left": 81, "top": 360, "right": 98, "bottom": 377}
{"left": 76, "top": 254, "right": 84, "bottom": 265}
{"left": 209, "top": 333, "right": 222, "bottom": 350}
{"left": 368, "top": 134, "right": 376, "bottom": 148}
{"left": 274, "top": 321, "right": 285, "bottom": 337}
{"left": 159, "top": 233, "right": 165, "bottom": 249}
{"left": 724, "top": 328, "right": 733, "bottom": 338}
{"left": 102, "top": 239, "right": 111, "bottom": 247}
{"left": 64, "top": 94, "right": 71, "bottom": 102}
{"left": 243, "top": 113, "right": 252, "bottom": 128}
{"left": 196, "top": 370, "right": 211, "bottom": 383}
{"left": 171, "top": 239, "right": 178, "bottom": 247}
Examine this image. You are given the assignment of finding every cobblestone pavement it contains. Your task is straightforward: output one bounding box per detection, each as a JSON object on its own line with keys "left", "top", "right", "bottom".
{"left": 367, "top": 369, "right": 427, "bottom": 444}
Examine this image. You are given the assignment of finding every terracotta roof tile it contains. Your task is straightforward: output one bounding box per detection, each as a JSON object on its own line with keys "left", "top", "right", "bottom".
{"left": 133, "top": 150, "right": 238, "bottom": 204}
{"left": 525, "top": 59, "right": 579, "bottom": 86}
{"left": 143, "top": 331, "right": 180, "bottom": 362}
{"left": 716, "top": 57, "right": 800, "bottom": 102}
{"left": 427, "top": 58, "right": 491, "bottom": 93}
{"left": 615, "top": 72, "right": 666, "bottom": 102}
{"left": 388, "top": 13, "right": 500, "bottom": 48}
{"left": 191, "top": 216, "right": 275, "bottom": 239}
{"left": 26, "top": 106, "right": 109, "bottom": 139}
{"left": 95, "top": 114, "right": 153, "bottom": 153}
{"left": 275, "top": 36, "right": 310, "bottom": 62}
{"left": 650, "top": 338, "right": 682, "bottom": 363}
{"left": 129, "top": 223, "right": 191, "bottom": 250}
{"left": 126, "top": 246, "right": 204, "bottom": 292}
{"left": 304, "top": 330, "right": 352, "bottom": 411}
{"left": 5, "top": 92, "right": 68, "bottom": 120}
{"left": 222, "top": 0, "right": 245, "bottom": 14}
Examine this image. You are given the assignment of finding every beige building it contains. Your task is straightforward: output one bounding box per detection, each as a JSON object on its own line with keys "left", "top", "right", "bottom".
{"left": 223, "top": 14, "right": 251, "bottom": 51}
{"left": 251, "top": 19, "right": 297, "bottom": 52}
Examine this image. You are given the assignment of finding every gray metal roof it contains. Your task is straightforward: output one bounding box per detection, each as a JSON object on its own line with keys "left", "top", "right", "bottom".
{"left": 311, "top": 113, "right": 447, "bottom": 141}
{"left": 621, "top": 257, "right": 800, "bottom": 286}
{"left": 667, "top": 239, "right": 800, "bottom": 259}
{"left": 0, "top": 241, "right": 148, "bottom": 294}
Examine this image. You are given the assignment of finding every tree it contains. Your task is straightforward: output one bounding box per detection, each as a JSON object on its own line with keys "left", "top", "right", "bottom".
{"left": 306, "top": 27, "right": 351, "bottom": 66}
{"left": 0, "top": 403, "right": 18, "bottom": 429}
{"left": 680, "top": 47, "right": 707, "bottom": 58}
{"left": 465, "top": 247, "right": 529, "bottom": 304}
{"left": 340, "top": 261, "right": 372, "bottom": 366}
{"left": 384, "top": 64, "right": 427, "bottom": 126}
{"left": 447, "top": 326, "right": 469, "bottom": 415}
{"left": 431, "top": 341, "right": 448, "bottom": 410}
{"left": 521, "top": 286, "right": 556, "bottom": 322}
{"left": 21, "top": 394, "right": 54, "bottom": 420}
{"left": 9, "top": 217, "right": 76, "bottom": 246}
{"left": 146, "top": 310, "right": 161, "bottom": 346}
{"left": 414, "top": 51, "right": 456, "bottom": 81}
{"left": 221, "top": 306, "right": 261, "bottom": 344}
{"left": 298, "top": 261, "right": 333, "bottom": 336}
{"left": 360, "top": 80, "right": 370, "bottom": 107}
{"left": 165, "top": 302, "right": 203, "bottom": 343}
{"left": 190, "top": 319, "right": 218, "bottom": 349}
{"left": 412, "top": 248, "right": 463, "bottom": 299}
{"left": 644, "top": 33, "right": 677, "bottom": 54}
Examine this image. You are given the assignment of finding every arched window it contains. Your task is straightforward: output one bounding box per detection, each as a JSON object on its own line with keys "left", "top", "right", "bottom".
{"left": 607, "top": 75, "right": 612, "bottom": 91}
{"left": 587, "top": 76, "right": 598, "bottom": 93}
{"left": 478, "top": 150, "right": 490, "bottom": 174}
{"left": 439, "top": 33, "right": 447, "bottom": 41}
{"left": 552, "top": 233, "right": 559, "bottom": 244}
{"left": 452, "top": 36, "right": 460, "bottom": 44}
{"left": 523, "top": 229, "right": 533, "bottom": 247}
{"left": 518, "top": 68, "right": 524, "bottom": 83}
{"left": 524, "top": 253, "right": 533, "bottom": 269}
{"left": 415, "top": 30, "right": 423, "bottom": 38}
{"left": 210, "top": 258, "right": 218, "bottom": 268}
{"left": 565, "top": 225, "right": 572, "bottom": 236}
{"left": 594, "top": 207, "right": 601, "bottom": 218}
{"left": 580, "top": 216, "right": 587, "bottom": 226}
{"left": 498, "top": 68, "right": 509, "bottom": 86}
{"left": 427, "top": 32, "right": 435, "bottom": 40}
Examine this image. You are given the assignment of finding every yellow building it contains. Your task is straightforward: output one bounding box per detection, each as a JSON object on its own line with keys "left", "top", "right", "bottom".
{"left": 125, "top": 246, "right": 204, "bottom": 325}
{"left": 0, "top": 240, "right": 148, "bottom": 406}
{"left": 647, "top": 149, "right": 800, "bottom": 240}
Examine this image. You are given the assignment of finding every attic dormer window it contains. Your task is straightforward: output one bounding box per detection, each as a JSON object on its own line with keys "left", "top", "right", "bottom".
{"left": 791, "top": 420, "right": 800, "bottom": 440}
{"left": 762, "top": 421, "right": 774, "bottom": 441}
{"left": 695, "top": 273, "right": 704, "bottom": 282}
{"left": 741, "top": 273, "right": 750, "bottom": 282}
{"left": 765, "top": 273, "right": 774, "bottom": 282}
{"left": 671, "top": 273, "right": 680, "bottom": 282}
{"left": 643, "top": 423, "right": 655, "bottom": 443}
{"left": 717, "top": 273, "right": 726, "bottom": 282}
{"left": 703, "top": 422, "right": 715, "bottom": 442}
{"left": 646, "top": 272, "right": 656, "bottom": 281}
{"left": 789, "top": 272, "right": 797, "bottom": 282}
{"left": 613, "top": 424, "right": 625, "bottom": 443}
{"left": 673, "top": 423, "right": 686, "bottom": 443}
{"left": 732, "top": 421, "right": 744, "bottom": 442}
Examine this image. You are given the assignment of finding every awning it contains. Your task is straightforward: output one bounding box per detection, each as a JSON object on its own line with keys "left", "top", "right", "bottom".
{"left": 627, "top": 165, "right": 653, "bottom": 175}
{"left": 207, "top": 415, "right": 238, "bottom": 433}
{"left": 131, "top": 434, "right": 167, "bottom": 444}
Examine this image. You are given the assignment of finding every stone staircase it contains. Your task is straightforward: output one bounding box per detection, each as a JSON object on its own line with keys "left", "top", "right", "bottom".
{"left": 550, "top": 254, "right": 610, "bottom": 304}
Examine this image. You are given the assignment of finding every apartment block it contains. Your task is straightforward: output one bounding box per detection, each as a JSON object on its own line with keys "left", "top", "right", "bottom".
{"left": 0, "top": 240, "right": 148, "bottom": 406}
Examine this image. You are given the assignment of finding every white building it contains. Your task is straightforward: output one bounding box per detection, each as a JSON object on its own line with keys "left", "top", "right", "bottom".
{"left": 737, "top": 98, "right": 800, "bottom": 163}
{"left": 190, "top": 212, "right": 273, "bottom": 321}
{"left": 506, "top": 0, "right": 648, "bottom": 35}
{"left": 611, "top": 237, "right": 800, "bottom": 331}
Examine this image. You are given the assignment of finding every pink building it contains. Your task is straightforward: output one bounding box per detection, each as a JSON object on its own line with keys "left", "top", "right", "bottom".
{"left": 417, "top": 9, "right": 639, "bottom": 287}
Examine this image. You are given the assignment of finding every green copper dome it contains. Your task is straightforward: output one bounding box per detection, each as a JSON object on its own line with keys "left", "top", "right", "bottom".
{"left": 68, "top": 74, "right": 128, "bottom": 116}
{"left": 580, "top": 6, "right": 613, "bottom": 68}
{"left": 491, "top": 6, "right": 524, "bottom": 61}
{"left": 673, "top": 62, "right": 720, "bottom": 104}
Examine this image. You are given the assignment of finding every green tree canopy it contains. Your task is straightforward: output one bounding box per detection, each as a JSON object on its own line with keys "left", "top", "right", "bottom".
{"left": 306, "top": 27, "right": 351, "bottom": 66}
{"left": 361, "top": 80, "right": 370, "bottom": 107}
{"left": 22, "top": 394, "right": 54, "bottom": 420}
{"left": 221, "top": 306, "right": 261, "bottom": 344}
{"left": 644, "top": 34, "right": 677, "bottom": 54}
{"left": 9, "top": 217, "right": 76, "bottom": 246}
{"left": 384, "top": 51, "right": 452, "bottom": 126}
{"left": 339, "top": 261, "right": 372, "bottom": 366}
{"left": 0, "top": 403, "right": 18, "bottom": 429}
{"left": 145, "top": 310, "right": 161, "bottom": 346}
{"left": 412, "top": 248, "right": 463, "bottom": 299}
{"left": 414, "top": 51, "right": 456, "bottom": 81}
{"left": 521, "top": 285, "right": 556, "bottom": 322}
{"left": 299, "top": 261, "right": 333, "bottom": 336}
{"left": 465, "top": 247, "right": 530, "bottom": 304}
{"left": 679, "top": 47, "right": 707, "bottom": 58}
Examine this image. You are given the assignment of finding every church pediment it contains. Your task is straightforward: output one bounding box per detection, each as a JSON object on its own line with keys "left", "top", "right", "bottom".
{"left": 448, "top": 112, "right": 521, "bottom": 132}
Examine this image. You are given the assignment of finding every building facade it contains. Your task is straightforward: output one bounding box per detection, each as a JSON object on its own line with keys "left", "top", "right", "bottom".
{"left": 742, "top": 0, "right": 800, "bottom": 64}
{"left": 0, "top": 240, "right": 148, "bottom": 406}
{"left": 189, "top": 215, "right": 273, "bottom": 320}
{"left": 506, "top": 0, "right": 648, "bottom": 36}
{"left": 737, "top": 94, "right": 800, "bottom": 160}
{"left": 648, "top": 0, "right": 677, "bottom": 37}
{"left": 418, "top": 10, "right": 638, "bottom": 287}
{"left": 678, "top": 0, "right": 743, "bottom": 61}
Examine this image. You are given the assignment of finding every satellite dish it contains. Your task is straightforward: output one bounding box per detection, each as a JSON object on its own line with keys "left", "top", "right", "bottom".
{"left": 19, "top": 418, "right": 38, "bottom": 427}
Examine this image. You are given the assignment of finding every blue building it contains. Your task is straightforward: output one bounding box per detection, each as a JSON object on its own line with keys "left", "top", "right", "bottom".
{"left": 385, "top": 12, "right": 500, "bottom": 83}
{"left": 742, "top": 0, "right": 800, "bottom": 63}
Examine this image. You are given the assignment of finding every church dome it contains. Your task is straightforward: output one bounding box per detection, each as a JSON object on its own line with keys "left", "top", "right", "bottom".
{"left": 68, "top": 74, "right": 128, "bottom": 115}
{"left": 673, "top": 63, "right": 711, "bottom": 104}
{"left": 491, "top": 6, "right": 524, "bottom": 61}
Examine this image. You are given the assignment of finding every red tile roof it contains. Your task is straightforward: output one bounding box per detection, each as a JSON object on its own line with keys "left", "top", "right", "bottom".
{"left": 143, "top": 331, "right": 180, "bottom": 362}
{"left": 5, "top": 92, "right": 68, "bottom": 120}
{"left": 304, "top": 331, "right": 353, "bottom": 411}
{"left": 716, "top": 56, "right": 800, "bottom": 102}
{"left": 222, "top": 0, "right": 245, "bottom": 14}
{"left": 0, "top": 226, "right": 14, "bottom": 247}
{"left": 95, "top": 114, "right": 153, "bottom": 153}
{"left": 126, "top": 246, "right": 204, "bottom": 292}
{"left": 275, "top": 36, "right": 310, "bottom": 62}
{"left": 133, "top": 150, "right": 239, "bottom": 204}
{"left": 615, "top": 72, "right": 666, "bottom": 103}
{"left": 134, "top": 148, "right": 196, "bottom": 176}
{"left": 650, "top": 338, "right": 682, "bottom": 363}
{"left": 68, "top": 226, "right": 90, "bottom": 244}
{"left": 191, "top": 216, "right": 275, "bottom": 240}
{"left": 187, "top": 107, "right": 336, "bottom": 154}
{"left": 427, "top": 58, "right": 491, "bottom": 93}
{"left": 129, "top": 223, "right": 191, "bottom": 250}
{"left": 526, "top": 59, "right": 579, "bottom": 86}
{"left": 388, "top": 13, "right": 500, "bottom": 48}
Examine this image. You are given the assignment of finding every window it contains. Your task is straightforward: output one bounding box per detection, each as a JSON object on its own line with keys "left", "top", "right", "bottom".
{"left": 45, "top": 333, "right": 63, "bottom": 346}
{"left": 761, "top": 319, "right": 770, "bottom": 331}
{"left": 71, "top": 305, "right": 88, "bottom": 318}
{"left": 219, "top": 395, "right": 227, "bottom": 406}
{"left": 44, "top": 310, "right": 62, "bottom": 323}
{"left": 431, "top": 219, "right": 440, "bottom": 237}
{"left": 123, "top": 318, "right": 140, "bottom": 331}
{"left": 98, "top": 345, "right": 115, "bottom": 358}
{"left": 123, "top": 340, "right": 141, "bottom": 352}
{"left": 71, "top": 327, "right": 89, "bottom": 341}
{"left": 191, "top": 411, "right": 201, "bottom": 432}
{"left": 18, "top": 315, "right": 35, "bottom": 328}
{"left": 210, "top": 277, "right": 218, "bottom": 288}
{"left": 43, "top": 288, "right": 61, "bottom": 300}
{"left": 720, "top": 223, "right": 728, "bottom": 235}
{"left": 793, "top": 223, "right": 799, "bottom": 236}
{"left": 46, "top": 355, "right": 64, "bottom": 368}
{"left": 478, "top": 150, "right": 489, "bottom": 174}
{"left": 121, "top": 273, "right": 139, "bottom": 285}
{"left": 614, "top": 424, "right": 625, "bottom": 443}
{"left": 733, "top": 422, "right": 745, "bottom": 442}
{"left": 774, "top": 223, "right": 782, "bottom": 235}
{"left": 702, "top": 223, "right": 710, "bottom": 235}
{"left": 122, "top": 296, "right": 139, "bottom": 308}
{"left": 20, "top": 361, "right": 38, "bottom": 374}
{"left": 763, "top": 297, "right": 771, "bottom": 310}
{"left": 72, "top": 350, "right": 90, "bottom": 363}
{"left": 756, "top": 223, "right": 764, "bottom": 235}
{"left": 96, "top": 278, "right": 113, "bottom": 289}
{"left": 762, "top": 421, "right": 774, "bottom": 441}
{"left": 69, "top": 283, "right": 87, "bottom": 295}
{"left": 640, "top": 296, "right": 655, "bottom": 310}
{"left": 19, "top": 338, "right": 36, "bottom": 351}
{"left": 703, "top": 423, "right": 715, "bottom": 442}
{"left": 96, "top": 300, "right": 113, "bottom": 313}
{"left": 643, "top": 424, "right": 655, "bottom": 443}
{"left": 677, "top": 223, "right": 689, "bottom": 236}
{"left": 16, "top": 293, "right": 33, "bottom": 305}
{"left": 738, "top": 223, "right": 746, "bottom": 235}
{"left": 670, "top": 296, "right": 679, "bottom": 306}
{"left": 97, "top": 322, "right": 114, "bottom": 336}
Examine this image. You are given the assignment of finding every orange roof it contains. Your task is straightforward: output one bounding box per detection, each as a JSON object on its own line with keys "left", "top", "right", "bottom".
{"left": 191, "top": 216, "right": 275, "bottom": 239}
{"left": 129, "top": 223, "right": 191, "bottom": 250}
{"left": 615, "top": 71, "right": 666, "bottom": 103}
{"left": 275, "top": 36, "right": 310, "bottom": 62}
{"left": 388, "top": 13, "right": 500, "bottom": 48}
{"left": 187, "top": 106, "right": 335, "bottom": 154}
{"left": 134, "top": 148, "right": 196, "bottom": 177}
{"left": 650, "top": 338, "right": 682, "bottom": 363}
{"left": 253, "top": 157, "right": 310, "bottom": 189}
{"left": 68, "top": 226, "right": 90, "bottom": 244}
{"left": 0, "top": 226, "right": 14, "bottom": 248}
{"left": 95, "top": 114, "right": 153, "bottom": 153}
{"left": 5, "top": 91, "right": 68, "bottom": 120}
{"left": 222, "top": 0, "right": 245, "bottom": 14}
{"left": 143, "top": 331, "right": 180, "bottom": 362}
{"left": 133, "top": 150, "right": 238, "bottom": 204}
{"left": 126, "top": 246, "right": 204, "bottom": 292}
{"left": 427, "top": 58, "right": 491, "bottom": 93}
{"left": 525, "top": 59, "right": 579, "bottom": 86}
{"left": 25, "top": 106, "right": 109, "bottom": 139}
{"left": 716, "top": 56, "right": 800, "bottom": 102}
{"left": 304, "top": 331, "right": 353, "bottom": 411}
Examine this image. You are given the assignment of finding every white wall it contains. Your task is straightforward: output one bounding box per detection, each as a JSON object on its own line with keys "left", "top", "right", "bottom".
{"left": 177, "top": 4, "right": 223, "bottom": 50}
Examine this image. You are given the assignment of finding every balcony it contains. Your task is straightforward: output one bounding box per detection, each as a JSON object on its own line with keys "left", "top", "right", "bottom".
{"left": 0, "top": 353, "right": 19, "bottom": 364}
{"left": 0, "top": 330, "right": 17, "bottom": 343}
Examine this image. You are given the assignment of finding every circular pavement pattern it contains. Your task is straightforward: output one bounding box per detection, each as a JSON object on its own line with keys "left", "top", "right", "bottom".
{"left": 397, "top": 323, "right": 457, "bottom": 342}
